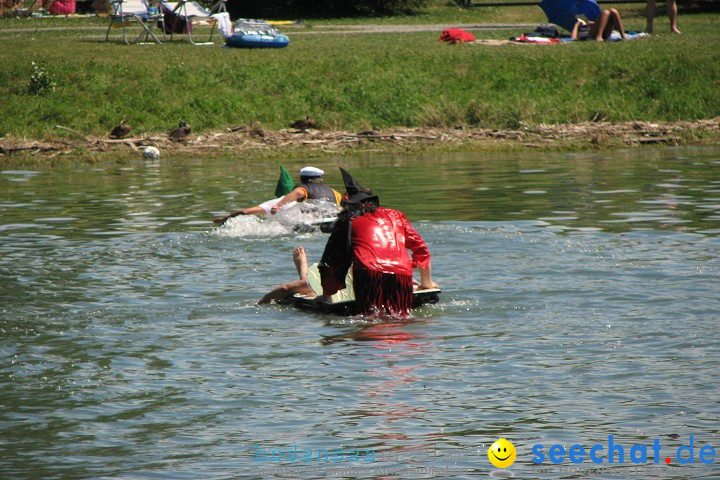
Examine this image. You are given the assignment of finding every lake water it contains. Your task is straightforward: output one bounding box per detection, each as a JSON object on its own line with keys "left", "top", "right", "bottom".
{"left": 1, "top": 146, "right": 719, "bottom": 480}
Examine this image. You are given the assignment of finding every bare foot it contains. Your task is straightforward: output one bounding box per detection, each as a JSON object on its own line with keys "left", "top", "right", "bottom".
{"left": 293, "top": 247, "right": 309, "bottom": 280}
{"left": 671, "top": 27, "right": 681, "bottom": 34}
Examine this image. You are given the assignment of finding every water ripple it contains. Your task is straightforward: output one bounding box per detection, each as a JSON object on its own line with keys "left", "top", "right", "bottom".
{"left": 1, "top": 147, "right": 719, "bottom": 479}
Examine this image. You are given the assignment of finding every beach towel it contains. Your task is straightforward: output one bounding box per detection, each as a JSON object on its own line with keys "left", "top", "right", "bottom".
{"left": 511, "top": 31, "right": 649, "bottom": 44}
{"left": 513, "top": 35, "right": 562, "bottom": 44}
{"left": 48, "top": 0, "right": 75, "bottom": 14}
{"left": 211, "top": 11, "right": 231, "bottom": 38}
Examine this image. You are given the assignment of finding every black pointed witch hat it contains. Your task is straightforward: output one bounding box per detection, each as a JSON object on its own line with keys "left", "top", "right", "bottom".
{"left": 339, "top": 167, "right": 379, "bottom": 205}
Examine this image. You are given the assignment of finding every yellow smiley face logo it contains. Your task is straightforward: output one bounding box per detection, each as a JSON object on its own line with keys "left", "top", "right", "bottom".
{"left": 488, "top": 438, "right": 516, "bottom": 468}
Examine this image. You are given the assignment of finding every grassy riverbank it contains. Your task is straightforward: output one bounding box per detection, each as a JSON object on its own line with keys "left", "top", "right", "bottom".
{"left": 1, "top": 4, "right": 719, "bottom": 163}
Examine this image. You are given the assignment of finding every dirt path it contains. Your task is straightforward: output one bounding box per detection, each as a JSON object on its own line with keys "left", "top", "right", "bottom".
{"left": 0, "top": 22, "right": 536, "bottom": 34}
{"left": 289, "top": 23, "right": 537, "bottom": 34}
{"left": 2, "top": 118, "right": 719, "bottom": 162}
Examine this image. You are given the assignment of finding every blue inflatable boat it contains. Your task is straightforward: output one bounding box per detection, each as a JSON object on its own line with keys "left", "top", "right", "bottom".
{"left": 225, "top": 19, "right": 290, "bottom": 48}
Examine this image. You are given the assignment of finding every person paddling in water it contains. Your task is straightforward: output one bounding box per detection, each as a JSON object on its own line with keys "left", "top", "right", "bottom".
{"left": 214, "top": 166, "right": 341, "bottom": 225}
{"left": 316, "top": 168, "right": 437, "bottom": 317}
{"left": 270, "top": 166, "right": 342, "bottom": 215}
{"left": 258, "top": 247, "right": 315, "bottom": 304}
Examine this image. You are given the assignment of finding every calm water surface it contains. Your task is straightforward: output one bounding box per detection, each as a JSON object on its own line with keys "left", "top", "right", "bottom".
{"left": 1, "top": 147, "right": 719, "bottom": 479}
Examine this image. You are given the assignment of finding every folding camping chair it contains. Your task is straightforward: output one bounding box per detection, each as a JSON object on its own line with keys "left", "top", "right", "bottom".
{"left": 105, "top": 0, "right": 164, "bottom": 44}
{"left": 161, "top": 0, "right": 226, "bottom": 45}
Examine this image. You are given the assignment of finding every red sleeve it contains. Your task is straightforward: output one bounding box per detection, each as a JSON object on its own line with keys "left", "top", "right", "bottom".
{"left": 399, "top": 212, "right": 431, "bottom": 269}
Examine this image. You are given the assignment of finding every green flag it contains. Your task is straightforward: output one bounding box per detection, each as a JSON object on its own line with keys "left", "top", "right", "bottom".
{"left": 274, "top": 165, "right": 295, "bottom": 198}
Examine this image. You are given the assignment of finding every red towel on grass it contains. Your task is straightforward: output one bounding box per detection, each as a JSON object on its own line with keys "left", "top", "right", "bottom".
{"left": 439, "top": 28, "right": 475, "bottom": 44}
{"left": 49, "top": 0, "right": 75, "bottom": 14}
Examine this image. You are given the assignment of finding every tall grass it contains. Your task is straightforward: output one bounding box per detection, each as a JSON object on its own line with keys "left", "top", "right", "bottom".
{"left": 0, "top": 9, "right": 718, "bottom": 140}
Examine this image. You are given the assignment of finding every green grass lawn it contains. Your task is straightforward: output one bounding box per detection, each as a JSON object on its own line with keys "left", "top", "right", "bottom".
{"left": 0, "top": 4, "right": 718, "bottom": 141}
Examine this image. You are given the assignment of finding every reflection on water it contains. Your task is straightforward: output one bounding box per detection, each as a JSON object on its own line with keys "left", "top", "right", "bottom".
{"left": 4, "top": 146, "right": 720, "bottom": 236}
{"left": 1, "top": 147, "right": 719, "bottom": 479}
{"left": 345, "top": 148, "right": 720, "bottom": 233}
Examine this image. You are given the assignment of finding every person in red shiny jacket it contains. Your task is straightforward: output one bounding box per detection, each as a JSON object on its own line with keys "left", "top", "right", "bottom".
{"left": 317, "top": 168, "right": 437, "bottom": 316}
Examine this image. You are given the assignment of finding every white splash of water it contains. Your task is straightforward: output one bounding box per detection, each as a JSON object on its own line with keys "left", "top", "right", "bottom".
{"left": 214, "top": 200, "right": 339, "bottom": 238}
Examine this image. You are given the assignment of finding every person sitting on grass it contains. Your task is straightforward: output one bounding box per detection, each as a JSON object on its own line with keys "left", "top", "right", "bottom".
{"left": 571, "top": 8, "right": 627, "bottom": 42}
{"left": 541, "top": 0, "right": 627, "bottom": 42}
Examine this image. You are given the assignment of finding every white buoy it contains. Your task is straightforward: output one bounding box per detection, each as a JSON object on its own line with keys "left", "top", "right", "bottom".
{"left": 143, "top": 146, "right": 160, "bottom": 159}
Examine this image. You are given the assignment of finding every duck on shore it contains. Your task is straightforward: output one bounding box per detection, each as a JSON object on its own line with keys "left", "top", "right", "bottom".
{"left": 290, "top": 116, "right": 316, "bottom": 131}
{"left": 169, "top": 121, "right": 191, "bottom": 141}
{"left": 110, "top": 120, "right": 131, "bottom": 139}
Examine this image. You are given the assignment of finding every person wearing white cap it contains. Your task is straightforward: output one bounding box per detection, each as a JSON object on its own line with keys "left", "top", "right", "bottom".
{"left": 299, "top": 166, "right": 324, "bottom": 177}
{"left": 270, "top": 166, "right": 342, "bottom": 215}
{"left": 213, "top": 165, "right": 298, "bottom": 224}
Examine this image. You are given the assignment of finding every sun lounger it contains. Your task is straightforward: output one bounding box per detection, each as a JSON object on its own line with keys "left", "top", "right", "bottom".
{"left": 161, "top": 0, "right": 226, "bottom": 45}
{"left": 105, "top": 0, "right": 163, "bottom": 44}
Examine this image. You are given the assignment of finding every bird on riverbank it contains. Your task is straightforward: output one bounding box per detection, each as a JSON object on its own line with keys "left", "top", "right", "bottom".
{"left": 109, "top": 120, "right": 131, "bottom": 139}
{"left": 357, "top": 126, "right": 381, "bottom": 136}
{"left": 290, "top": 116, "right": 316, "bottom": 131}
{"left": 169, "top": 121, "right": 191, "bottom": 141}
